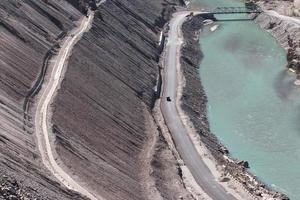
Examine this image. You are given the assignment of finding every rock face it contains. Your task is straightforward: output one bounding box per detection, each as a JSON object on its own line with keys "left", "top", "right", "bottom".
{"left": 0, "top": 0, "right": 97, "bottom": 199}
{"left": 50, "top": 0, "right": 190, "bottom": 200}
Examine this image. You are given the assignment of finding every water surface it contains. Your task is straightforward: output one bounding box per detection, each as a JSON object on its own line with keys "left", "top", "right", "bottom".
{"left": 193, "top": 0, "right": 300, "bottom": 199}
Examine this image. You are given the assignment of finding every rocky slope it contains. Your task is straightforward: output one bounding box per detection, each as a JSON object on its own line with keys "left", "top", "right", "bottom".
{"left": 50, "top": 0, "right": 192, "bottom": 200}
{"left": 286, "top": 35, "right": 300, "bottom": 74}
{"left": 0, "top": 0, "right": 99, "bottom": 199}
{"left": 254, "top": 12, "right": 300, "bottom": 75}
{"left": 254, "top": 0, "right": 300, "bottom": 17}
{"left": 0, "top": 0, "right": 194, "bottom": 199}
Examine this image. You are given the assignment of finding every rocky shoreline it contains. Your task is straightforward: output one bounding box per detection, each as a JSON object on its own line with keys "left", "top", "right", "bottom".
{"left": 254, "top": 12, "right": 300, "bottom": 78}
{"left": 179, "top": 13, "right": 290, "bottom": 200}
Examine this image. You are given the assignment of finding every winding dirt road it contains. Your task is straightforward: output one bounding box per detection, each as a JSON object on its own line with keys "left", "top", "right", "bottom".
{"left": 161, "top": 12, "right": 237, "bottom": 200}
{"left": 34, "top": 13, "right": 102, "bottom": 200}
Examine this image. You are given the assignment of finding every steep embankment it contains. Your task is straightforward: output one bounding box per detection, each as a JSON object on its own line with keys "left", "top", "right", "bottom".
{"left": 51, "top": 0, "right": 191, "bottom": 200}
{"left": 253, "top": 1, "right": 300, "bottom": 72}
{"left": 255, "top": 12, "right": 300, "bottom": 74}
{"left": 254, "top": 0, "right": 300, "bottom": 17}
{"left": 255, "top": 12, "right": 300, "bottom": 48}
{"left": 0, "top": 0, "right": 92, "bottom": 199}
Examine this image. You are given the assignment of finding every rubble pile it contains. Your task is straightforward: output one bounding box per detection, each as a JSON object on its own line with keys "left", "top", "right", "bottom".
{"left": 0, "top": 176, "right": 43, "bottom": 200}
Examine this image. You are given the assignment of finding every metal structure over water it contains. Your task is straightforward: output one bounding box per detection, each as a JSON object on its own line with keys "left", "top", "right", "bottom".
{"left": 211, "top": 6, "right": 262, "bottom": 14}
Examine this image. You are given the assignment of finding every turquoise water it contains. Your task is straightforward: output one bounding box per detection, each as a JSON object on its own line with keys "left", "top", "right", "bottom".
{"left": 193, "top": 0, "right": 300, "bottom": 199}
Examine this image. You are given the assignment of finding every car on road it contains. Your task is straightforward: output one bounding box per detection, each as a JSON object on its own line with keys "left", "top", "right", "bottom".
{"left": 166, "top": 97, "right": 171, "bottom": 102}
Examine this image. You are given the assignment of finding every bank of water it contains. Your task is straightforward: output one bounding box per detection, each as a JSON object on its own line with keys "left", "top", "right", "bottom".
{"left": 193, "top": 0, "right": 300, "bottom": 199}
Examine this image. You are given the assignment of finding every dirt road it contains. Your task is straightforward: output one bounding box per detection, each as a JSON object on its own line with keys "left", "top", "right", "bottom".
{"left": 34, "top": 13, "right": 102, "bottom": 200}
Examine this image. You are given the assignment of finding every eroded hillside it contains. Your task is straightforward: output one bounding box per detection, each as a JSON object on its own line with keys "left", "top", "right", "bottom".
{"left": 1, "top": 0, "right": 193, "bottom": 199}
{"left": 51, "top": 0, "right": 192, "bottom": 199}
{"left": 0, "top": 0, "right": 92, "bottom": 199}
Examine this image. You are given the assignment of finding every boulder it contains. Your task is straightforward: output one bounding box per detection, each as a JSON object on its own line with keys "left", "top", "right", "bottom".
{"left": 237, "top": 160, "right": 250, "bottom": 168}
{"left": 218, "top": 176, "right": 230, "bottom": 182}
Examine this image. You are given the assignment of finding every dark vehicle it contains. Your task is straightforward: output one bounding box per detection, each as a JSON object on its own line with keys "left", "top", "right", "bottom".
{"left": 166, "top": 97, "right": 171, "bottom": 102}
